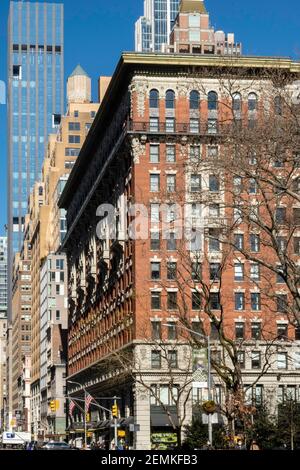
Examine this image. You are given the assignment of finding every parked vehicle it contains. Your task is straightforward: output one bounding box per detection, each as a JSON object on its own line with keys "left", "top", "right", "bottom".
{"left": 41, "top": 441, "right": 72, "bottom": 450}
{"left": 1, "top": 431, "right": 31, "bottom": 449}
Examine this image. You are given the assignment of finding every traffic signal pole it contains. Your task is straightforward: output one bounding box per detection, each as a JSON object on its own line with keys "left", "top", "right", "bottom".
{"left": 113, "top": 398, "right": 118, "bottom": 449}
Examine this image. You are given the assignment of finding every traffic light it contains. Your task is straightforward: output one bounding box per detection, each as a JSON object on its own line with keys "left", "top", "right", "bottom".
{"left": 86, "top": 413, "right": 90, "bottom": 422}
{"left": 112, "top": 404, "right": 118, "bottom": 418}
{"left": 50, "top": 400, "right": 56, "bottom": 413}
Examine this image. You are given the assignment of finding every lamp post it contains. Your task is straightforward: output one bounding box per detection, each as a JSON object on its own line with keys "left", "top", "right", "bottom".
{"left": 67, "top": 380, "right": 87, "bottom": 449}
{"left": 163, "top": 323, "right": 213, "bottom": 446}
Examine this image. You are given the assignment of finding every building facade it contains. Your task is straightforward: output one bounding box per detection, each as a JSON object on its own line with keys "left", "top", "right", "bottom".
{"left": 59, "top": 50, "right": 300, "bottom": 449}
{"left": 7, "top": 0, "right": 64, "bottom": 328}
{"left": 40, "top": 254, "right": 68, "bottom": 438}
{"left": 26, "top": 67, "right": 99, "bottom": 439}
{"left": 135, "top": 0, "right": 181, "bottom": 52}
{"left": 0, "top": 237, "right": 8, "bottom": 430}
{"left": 166, "top": 0, "right": 242, "bottom": 55}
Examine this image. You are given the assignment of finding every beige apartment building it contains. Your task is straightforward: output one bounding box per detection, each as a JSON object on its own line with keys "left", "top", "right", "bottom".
{"left": 0, "top": 313, "right": 7, "bottom": 431}
{"left": 11, "top": 234, "right": 32, "bottom": 431}
{"left": 28, "top": 66, "right": 101, "bottom": 439}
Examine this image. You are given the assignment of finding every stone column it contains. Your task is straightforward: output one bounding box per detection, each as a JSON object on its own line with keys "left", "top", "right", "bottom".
{"left": 133, "top": 382, "right": 151, "bottom": 450}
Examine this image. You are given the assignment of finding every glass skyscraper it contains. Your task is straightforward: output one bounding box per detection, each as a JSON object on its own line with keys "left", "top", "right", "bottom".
{"left": 7, "top": 1, "right": 64, "bottom": 256}
{"left": 135, "top": 0, "right": 180, "bottom": 52}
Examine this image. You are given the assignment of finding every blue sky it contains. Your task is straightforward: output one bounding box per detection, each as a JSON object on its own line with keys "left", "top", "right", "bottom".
{"left": 0, "top": 0, "right": 300, "bottom": 236}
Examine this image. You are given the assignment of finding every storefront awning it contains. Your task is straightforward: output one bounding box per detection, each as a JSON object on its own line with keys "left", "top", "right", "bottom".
{"left": 151, "top": 413, "right": 179, "bottom": 428}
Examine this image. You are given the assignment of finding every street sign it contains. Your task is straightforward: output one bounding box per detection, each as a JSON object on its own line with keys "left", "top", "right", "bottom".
{"left": 129, "top": 424, "right": 140, "bottom": 432}
{"left": 110, "top": 424, "right": 120, "bottom": 428}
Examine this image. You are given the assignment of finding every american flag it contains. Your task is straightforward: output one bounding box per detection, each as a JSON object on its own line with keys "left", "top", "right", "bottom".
{"left": 69, "top": 400, "right": 76, "bottom": 416}
{"left": 85, "top": 393, "right": 93, "bottom": 413}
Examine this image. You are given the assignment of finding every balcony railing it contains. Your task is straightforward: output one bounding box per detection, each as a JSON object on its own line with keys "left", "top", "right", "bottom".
{"left": 127, "top": 120, "right": 230, "bottom": 136}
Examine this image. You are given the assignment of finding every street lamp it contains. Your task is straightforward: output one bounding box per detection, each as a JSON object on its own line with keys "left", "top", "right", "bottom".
{"left": 67, "top": 380, "right": 88, "bottom": 449}
{"left": 163, "top": 323, "right": 213, "bottom": 446}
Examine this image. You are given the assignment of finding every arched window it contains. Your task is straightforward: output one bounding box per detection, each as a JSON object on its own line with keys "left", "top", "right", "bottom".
{"left": 190, "top": 90, "right": 200, "bottom": 110}
{"left": 165, "top": 89, "right": 175, "bottom": 109}
{"left": 232, "top": 92, "right": 241, "bottom": 112}
{"left": 274, "top": 96, "right": 282, "bottom": 115}
{"left": 248, "top": 92, "right": 257, "bottom": 111}
{"left": 38, "top": 186, "right": 43, "bottom": 196}
{"left": 150, "top": 89, "right": 159, "bottom": 108}
{"left": 208, "top": 91, "right": 218, "bottom": 111}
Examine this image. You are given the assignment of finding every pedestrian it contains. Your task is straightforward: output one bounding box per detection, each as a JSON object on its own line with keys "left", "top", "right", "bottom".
{"left": 250, "top": 440, "right": 260, "bottom": 450}
{"left": 235, "top": 439, "right": 246, "bottom": 450}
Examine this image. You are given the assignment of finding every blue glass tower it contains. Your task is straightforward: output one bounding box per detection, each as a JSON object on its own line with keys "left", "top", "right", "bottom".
{"left": 7, "top": 1, "right": 64, "bottom": 311}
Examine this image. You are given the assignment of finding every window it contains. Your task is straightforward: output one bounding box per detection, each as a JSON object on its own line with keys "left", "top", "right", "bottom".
{"left": 56, "top": 311, "right": 60, "bottom": 321}
{"left": 235, "top": 292, "right": 245, "bottom": 311}
{"left": 167, "top": 232, "right": 176, "bottom": 251}
{"left": 90, "top": 111, "right": 96, "bottom": 118}
{"left": 274, "top": 96, "right": 282, "bottom": 115}
{"left": 167, "top": 175, "right": 176, "bottom": 192}
{"left": 209, "top": 204, "right": 220, "bottom": 218}
{"left": 277, "top": 237, "right": 287, "bottom": 253}
{"left": 209, "top": 293, "right": 220, "bottom": 310}
{"left": 151, "top": 321, "right": 161, "bottom": 340}
{"left": 69, "top": 135, "right": 80, "bottom": 144}
{"left": 166, "top": 117, "right": 175, "bottom": 132}
{"left": 276, "top": 267, "right": 285, "bottom": 284}
{"left": 250, "top": 264, "right": 260, "bottom": 281}
{"left": 238, "top": 351, "right": 245, "bottom": 369}
{"left": 168, "top": 350, "right": 178, "bottom": 368}
{"left": 294, "top": 351, "right": 300, "bottom": 368}
{"left": 293, "top": 208, "right": 300, "bottom": 225}
{"left": 167, "top": 292, "right": 177, "bottom": 310}
{"left": 275, "top": 207, "right": 286, "bottom": 224}
{"left": 150, "top": 204, "right": 160, "bottom": 222}
{"left": 277, "top": 294, "right": 287, "bottom": 313}
{"left": 251, "top": 323, "right": 261, "bottom": 340}
{"left": 209, "top": 175, "right": 219, "bottom": 192}
{"left": 53, "top": 113, "right": 61, "bottom": 127}
{"left": 69, "top": 122, "right": 80, "bottom": 131}
{"left": 207, "top": 145, "right": 218, "bottom": 158}
{"left": 208, "top": 91, "right": 218, "bottom": 111}
{"left": 192, "top": 291, "right": 202, "bottom": 310}
{"left": 251, "top": 351, "right": 261, "bottom": 369}
{"left": 210, "top": 263, "right": 220, "bottom": 281}
{"left": 251, "top": 293, "right": 261, "bottom": 311}
{"left": 295, "top": 327, "right": 300, "bottom": 341}
{"left": 151, "top": 292, "right": 161, "bottom": 310}
{"left": 232, "top": 92, "right": 241, "bottom": 112}
{"left": 248, "top": 93, "right": 257, "bottom": 111}
{"left": 250, "top": 234, "right": 260, "bottom": 252}
{"left": 167, "top": 262, "right": 177, "bottom": 280}
{"left": 85, "top": 122, "right": 92, "bottom": 132}
{"left": 150, "top": 145, "right": 159, "bottom": 163}
{"left": 233, "top": 176, "right": 243, "bottom": 194}
{"left": 234, "top": 234, "right": 244, "bottom": 251}
{"left": 150, "top": 231, "right": 160, "bottom": 250}
{"left": 65, "top": 148, "right": 80, "bottom": 157}
{"left": 190, "top": 118, "right": 199, "bottom": 133}
{"left": 65, "top": 161, "right": 74, "bottom": 170}
{"left": 249, "top": 178, "right": 257, "bottom": 194}
{"left": 74, "top": 110, "right": 79, "bottom": 117}
{"left": 151, "top": 351, "right": 161, "bottom": 369}
{"left": 235, "top": 322, "right": 244, "bottom": 340}
{"left": 168, "top": 323, "right": 177, "bottom": 340}
{"left": 185, "top": 255, "right": 199, "bottom": 279}
{"left": 277, "top": 324, "right": 288, "bottom": 341}
{"left": 234, "top": 263, "right": 244, "bottom": 281}
{"left": 56, "top": 259, "right": 64, "bottom": 270}
{"left": 13, "top": 65, "right": 21, "bottom": 79}
{"left": 150, "top": 117, "right": 159, "bottom": 132}
{"left": 190, "top": 174, "right": 201, "bottom": 192}
{"left": 208, "top": 119, "right": 217, "bottom": 134}
{"left": 166, "top": 90, "right": 175, "bottom": 109}
{"left": 210, "top": 323, "right": 219, "bottom": 340}
{"left": 277, "top": 352, "right": 287, "bottom": 369}
{"left": 166, "top": 145, "right": 175, "bottom": 162}
{"left": 151, "top": 262, "right": 160, "bottom": 280}
{"left": 208, "top": 229, "right": 220, "bottom": 252}
{"left": 190, "top": 90, "right": 200, "bottom": 110}
{"left": 190, "top": 145, "right": 200, "bottom": 162}
{"left": 150, "top": 174, "right": 160, "bottom": 192}
{"left": 150, "top": 89, "right": 159, "bottom": 108}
